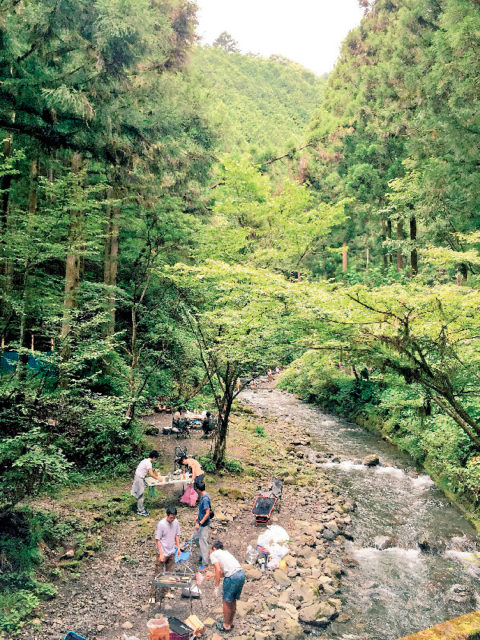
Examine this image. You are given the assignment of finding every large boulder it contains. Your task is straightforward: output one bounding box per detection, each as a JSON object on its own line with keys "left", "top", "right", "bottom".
{"left": 299, "top": 601, "right": 337, "bottom": 627}
{"left": 374, "top": 535, "right": 396, "bottom": 550}
{"left": 362, "top": 454, "right": 380, "bottom": 467}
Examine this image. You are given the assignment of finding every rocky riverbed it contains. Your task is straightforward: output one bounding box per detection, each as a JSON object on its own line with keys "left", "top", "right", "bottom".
{"left": 18, "top": 391, "right": 354, "bottom": 640}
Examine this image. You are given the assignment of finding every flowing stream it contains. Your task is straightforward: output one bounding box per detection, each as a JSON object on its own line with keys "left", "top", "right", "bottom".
{"left": 241, "top": 388, "right": 480, "bottom": 640}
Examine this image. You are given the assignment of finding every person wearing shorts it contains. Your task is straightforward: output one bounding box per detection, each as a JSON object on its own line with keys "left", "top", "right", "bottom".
{"left": 206, "top": 540, "right": 245, "bottom": 633}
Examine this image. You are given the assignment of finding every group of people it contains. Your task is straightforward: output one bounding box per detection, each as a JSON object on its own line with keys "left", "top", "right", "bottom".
{"left": 131, "top": 452, "right": 244, "bottom": 633}
{"left": 172, "top": 408, "right": 216, "bottom": 437}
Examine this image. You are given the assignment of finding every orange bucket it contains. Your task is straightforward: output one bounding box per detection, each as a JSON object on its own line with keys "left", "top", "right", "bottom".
{"left": 147, "top": 617, "right": 169, "bottom": 640}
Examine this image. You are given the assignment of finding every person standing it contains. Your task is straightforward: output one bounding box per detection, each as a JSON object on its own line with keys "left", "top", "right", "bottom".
{"left": 150, "top": 506, "right": 181, "bottom": 603}
{"left": 201, "top": 412, "right": 214, "bottom": 438}
{"left": 206, "top": 540, "right": 246, "bottom": 633}
{"left": 130, "top": 450, "right": 160, "bottom": 516}
{"left": 180, "top": 455, "right": 204, "bottom": 489}
{"left": 193, "top": 481, "right": 211, "bottom": 570}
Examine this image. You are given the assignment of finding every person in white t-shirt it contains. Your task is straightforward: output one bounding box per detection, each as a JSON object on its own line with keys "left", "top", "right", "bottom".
{"left": 130, "top": 450, "right": 160, "bottom": 516}
{"left": 206, "top": 541, "right": 246, "bottom": 633}
{"left": 149, "top": 506, "right": 181, "bottom": 603}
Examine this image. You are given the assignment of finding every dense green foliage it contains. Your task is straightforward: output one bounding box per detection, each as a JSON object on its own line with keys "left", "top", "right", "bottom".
{"left": 1, "top": 0, "right": 480, "bottom": 630}
{"left": 191, "top": 45, "right": 325, "bottom": 156}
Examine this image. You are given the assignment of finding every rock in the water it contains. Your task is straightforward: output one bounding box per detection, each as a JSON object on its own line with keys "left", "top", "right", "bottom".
{"left": 336, "top": 612, "right": 351, "bottom": 623}
{"left": 362, "top": 454, "right": 380, "bottom": 467}
{"left": 448, "top": 584, "right": 473, "bottom": 603}
{"left": 374, "top": 535, "right": 396, "bottom": 550}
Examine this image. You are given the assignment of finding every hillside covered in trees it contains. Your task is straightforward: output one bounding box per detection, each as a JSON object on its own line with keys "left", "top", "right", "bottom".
{"left": 1, "top": 0, "right": 480, "bottom": 633}
{"left": 191, "top": 42, "right": 325, "bottom": 154}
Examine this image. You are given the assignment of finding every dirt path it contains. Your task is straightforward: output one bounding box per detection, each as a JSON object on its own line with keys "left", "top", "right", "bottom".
{"left": 19, "top": 387, "right": 353, "bottom": 640}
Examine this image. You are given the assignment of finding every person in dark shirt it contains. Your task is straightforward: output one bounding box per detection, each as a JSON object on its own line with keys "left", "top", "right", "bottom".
{"left": 193, "top": 481, "right": 211, "bottom": 570}
{"left": 201, "top": 412, "right": 215, "bottom": 437}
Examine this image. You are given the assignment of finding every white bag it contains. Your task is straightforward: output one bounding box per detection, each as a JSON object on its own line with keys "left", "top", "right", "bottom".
{"left": 257, "top": 525, "right": 289, "bottom": 549}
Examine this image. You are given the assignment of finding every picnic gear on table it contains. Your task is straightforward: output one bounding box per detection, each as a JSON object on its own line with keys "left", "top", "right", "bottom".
{"left": 145, "top": 472, "right": 192, "bottom": 488}
{"left": 147, "top": 617, "right": 169, "bottom": 640}
{"left": 180, "top": 485, "right": 198, "bottom": 507}
{"left": 251, "top": 477, "right": 283, "bottom": 525}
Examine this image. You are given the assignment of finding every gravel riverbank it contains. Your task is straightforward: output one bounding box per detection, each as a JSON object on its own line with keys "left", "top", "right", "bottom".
{"left": 18, "top": 389, "right": 353, "bottom": 640}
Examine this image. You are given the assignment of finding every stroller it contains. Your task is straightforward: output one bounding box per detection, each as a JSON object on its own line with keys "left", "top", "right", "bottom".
{"left": 175, "top": 446, "right": 187, "bottom": 471}
{"left": 173, "top": 417, "right": 190, "bottom": 439}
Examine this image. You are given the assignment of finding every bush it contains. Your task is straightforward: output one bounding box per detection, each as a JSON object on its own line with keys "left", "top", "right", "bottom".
{"left": 198, "top": 452, "right": 243, "bottom": 474}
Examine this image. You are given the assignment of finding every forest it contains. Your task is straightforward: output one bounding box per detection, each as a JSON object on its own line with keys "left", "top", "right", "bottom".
{"left": 1, "top": 0, "right": 480, "bottom": 632}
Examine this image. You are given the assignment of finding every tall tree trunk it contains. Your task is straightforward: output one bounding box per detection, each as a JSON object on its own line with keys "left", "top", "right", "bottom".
{"left": 213, "top": 389, "right": 234, "bottom": 469}
{"left": 396, "top": 220, "right": 404, "bottom": 270}
{"left": 366, "top": 246, "right": 370, "bottom": 271}
{"left": 17, "top": 157, "right": 38, "bottom": 381}
{"left": 103, "top": 198, "right": 120, "bottom": 336}
{"left": 381, "top": 218, "right": 388, "bottom": 269}
{"left": 387, "top": 219, "right": 393, "bottom": 263}
{"left": 0, "top": 136, "right": 13, "bottom": 234}
{"left": 125, "top": 304, "right": 139, "bottom": 422}
{"left": 410, "top": 215, "right": 418, "bottom": 275}
{"left": 342, "top": 243, "right": 348, "bottom": 273}
{"left": 61, "top": 153, "right": 83, "bottom": 363}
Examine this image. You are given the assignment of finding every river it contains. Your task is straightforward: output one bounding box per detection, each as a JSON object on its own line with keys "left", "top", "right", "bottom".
{"left": 241, "top": 387, "right": 480, "bottom": 640}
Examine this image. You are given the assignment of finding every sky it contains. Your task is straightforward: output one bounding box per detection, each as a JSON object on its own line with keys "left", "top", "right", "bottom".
{"left": 194, "top": 0, "right": 364, "bottom": 76}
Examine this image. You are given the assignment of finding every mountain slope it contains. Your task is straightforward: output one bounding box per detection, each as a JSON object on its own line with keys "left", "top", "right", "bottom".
{"left": 191, "top": 46, "right": 325, "bottom": 154}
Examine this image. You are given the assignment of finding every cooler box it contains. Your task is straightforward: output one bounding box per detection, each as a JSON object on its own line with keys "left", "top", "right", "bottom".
{"left": 168, "top": 617, "right": 193, "bottom": 640}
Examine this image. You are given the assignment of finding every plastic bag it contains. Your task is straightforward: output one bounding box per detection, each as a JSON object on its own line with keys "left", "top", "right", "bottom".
{"left": 180, "top": 485, "right": 198, "bottom": 507}
{"left": 257, "top": 525, "right": 289, "bottom": 549}
{"left": 257, "top": 525, "right": 289, "bottom": 570}
{"left": 195, "top": 570, "right": 205, "bottom": 586}
{"left": 245, "top": 544, "right": 258, "bottom": 564}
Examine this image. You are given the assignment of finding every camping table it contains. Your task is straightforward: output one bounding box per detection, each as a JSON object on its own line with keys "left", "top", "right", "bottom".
{"left": 145, "top": 474, "right": 193, "bottom": 492}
